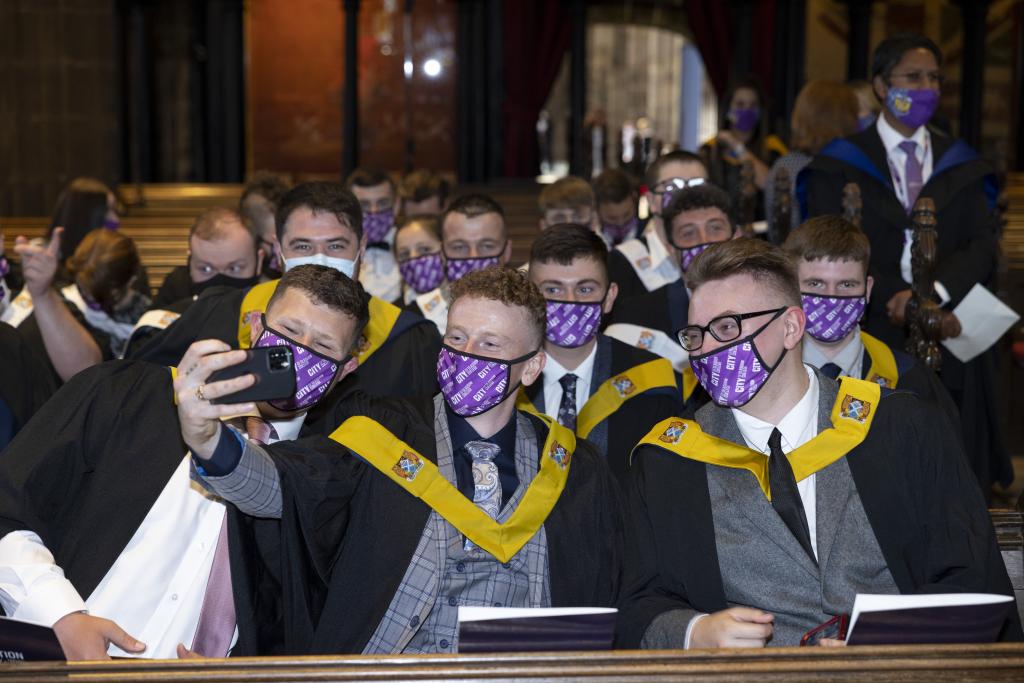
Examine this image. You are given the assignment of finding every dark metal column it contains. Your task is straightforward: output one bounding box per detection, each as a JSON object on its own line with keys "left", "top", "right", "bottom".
{"left": 844, "top": 0, "right": 872, "bottom": 81}
{"left": 568, "top": 0, "right": 586, "bottom": 177}
{"left": 342, "top": 0, "right": 360, "bottom": 177}
{"left": 957, "top": 0, "right": 990, "bottom": 150}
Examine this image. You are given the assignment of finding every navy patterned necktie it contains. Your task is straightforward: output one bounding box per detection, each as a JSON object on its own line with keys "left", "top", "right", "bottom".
{"left": 557, "top": 373, "right": 578, "bottom": 432}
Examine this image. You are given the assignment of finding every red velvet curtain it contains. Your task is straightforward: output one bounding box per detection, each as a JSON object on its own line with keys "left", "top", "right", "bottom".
{"left": 501, "top": 0, "right": 571, "bottom": 177}
{"left": 685, "top": 0, "right": 734, "bottom": 99}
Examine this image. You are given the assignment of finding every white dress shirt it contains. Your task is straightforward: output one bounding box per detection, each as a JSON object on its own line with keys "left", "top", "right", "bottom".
{"left": 359, "top": 226, "right": 402, "bottom": 303}
{"left": 802, "top": 327, "right": 865, "bottom": 380}
{"left": 0, "top": 414, "right": 304, "bottom": 658}
{"left": 876, "top": 116, "right": 950, "bottom": 304}
{"left": 541, "top": 343, "right": 598, "bottom": 421}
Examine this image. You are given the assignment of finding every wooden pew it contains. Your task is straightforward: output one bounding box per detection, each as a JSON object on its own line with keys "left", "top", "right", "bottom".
{"left": 0, "top": 645, "right": 1022, "bottom": 681}
{"left": 994, "top": 509, "right": 1024, "bottom": 627}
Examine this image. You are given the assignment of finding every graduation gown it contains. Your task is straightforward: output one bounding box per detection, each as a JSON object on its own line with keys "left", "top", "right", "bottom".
{"left": 0, "top": 361, "right": 274, "bottom": 654}
{"left": 0, "top": 322, "right": 57, "bottom": 447}
{"left": 617, "top": 378, "right": 1022, "bottom": 647}
{"left": 608, "top": 234, "right": 676, "bottom": 301}
{"left": 519, "top": 336, "right": 683, "bottom": 484}
{"left": 153, "top": 265, "right": 193, "bottom": 309}
{"left": 127, "top": 281, "right": 442, "bottom": 401}
{"left": 244, "top": 391, "right": 625, "bottom": 654}
{"left": 800, "top": 126, "right": 1009, "bottom": 489}
{"left": 16, "top": 294, "right": 114, "bottom": 387}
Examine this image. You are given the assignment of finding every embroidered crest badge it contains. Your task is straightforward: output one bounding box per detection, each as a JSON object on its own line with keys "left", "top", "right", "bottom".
{"left": 658, "top": 420, "right": 687, "bottom": 444}
{"left": 636, "top": 256, "right": 651, "bottom": 270}
{"left": 612, "top": 375, "right": 636, "bottom": 397}
{"left": 549, "top": 441, "right": 571, "bottom": 469}
{"left": 424, "top": 294, "right": 442, "bottom": 312}
{"left": 392, "top": 450, "right": 424, "bottom": 481}
{"left": 356, "top": 334, "right": 371, "bottom": 355}
{"left": 866, "top": 373, "right": 893, "bottom": 389}
{"left": 637, "top": 330, "right": 655, "bottom": 350}
{"left": 840, "top": 395, "right": 871, "bottom": 422}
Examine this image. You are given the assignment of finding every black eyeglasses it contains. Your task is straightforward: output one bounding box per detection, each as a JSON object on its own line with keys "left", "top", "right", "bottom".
{"left": 651, "top": 177, "right": 706, "bottom": 195}
{"left": 676, "top": 307, "right": 785, "bottom": 352}
{"left": 889, "top": 71, "right": 944, "bottom": 87}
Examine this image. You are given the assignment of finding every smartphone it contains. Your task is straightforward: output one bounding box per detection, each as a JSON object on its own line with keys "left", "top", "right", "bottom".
{"left": 208, "top": 346, "right": 296, "bottom": 405}
{"left": 800, "top": 613, "right": 849, "bottom": 646}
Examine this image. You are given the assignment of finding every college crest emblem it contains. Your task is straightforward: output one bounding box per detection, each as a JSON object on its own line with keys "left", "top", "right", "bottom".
{"left": 549, "top": 441, "right": 571, "bottom": 469}
{"left": 658, "top": 420, "right": 687, "bottom": 444}
{"left": 612, "top": 375, "right": 636, "bottom": 397}
{"left": 636, "top": 256, "right": 651, "bottom": 270}
{"left": 637, "top": 330, "right": 655, "bottom": 350}
{"left": 424, "top": 294, "right": 442, "bottom": 312}
{"left": 840, "top": 395, "right": 871, "bottom": 423}
{"left": 392, "top": 450, "right": 425, "bottom": 481}
{"left": 356, "top": 334, "right": 371, "bottom": 355}
{"left": 866, "top": 373, "right": 893, "bottom": 388}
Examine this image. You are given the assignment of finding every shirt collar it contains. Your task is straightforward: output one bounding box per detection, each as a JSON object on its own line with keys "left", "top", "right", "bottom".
{"left": 542, "top": 341, "right": 598, "bottom": 390}
{"left": 268, "top": 413, "right": 307, "bottom": 442}
{"left": 876, "top": 111, "right": 929, "bottom": 156}
{"left": 732, "top": 364, "right": 819, "bottom": 454}
{"left": 445, "top": 403, "right": 518, "bottom": 458}
{"left": 802, "top": 326, "right": 864, "bottom": 377}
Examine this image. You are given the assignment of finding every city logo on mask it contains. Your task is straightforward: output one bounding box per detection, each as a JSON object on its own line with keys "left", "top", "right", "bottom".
{"left": 637, "top": 330, "right": 655, "bottom": 350}
{"left": 392, "top": 450, "right": 425, "bottom": 481}
{"left": 612, "top": 375, "right": 636, "bottom": 397}
{"left": 866, "top": 373, "right": 893, "bottom": 389}
{"left": 658, "top": 420, "right": 688, "bottom": 444}
{"left": 840, "top": 395, "right": 871, "bottom": 423}
{"left": 548, "top": 441, "right": 571, "bottom": 469}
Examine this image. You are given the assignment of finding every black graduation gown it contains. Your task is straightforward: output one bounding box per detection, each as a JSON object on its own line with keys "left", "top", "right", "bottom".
{"left": 17, "top": 294, "right": 114, "bottom": 387}
{"left": 153, "top": 265, "right": 193, "bottom": 309}
{"left": 127, "top": 283, "right": 442, "bottom": 401}
{"left": 0, "top": 322, "right": 57, "bottom": 447}
{"left": 244, "top": 391, "right": 625, "bottom": 655}
{"left": 520, "top": 336, "right": 683, "bottom": 484}
{"left": 800, "top": 126, "right": 1009, "bottom": 489}
{"left": 616, "top": 389, "right": 1022, "bottom": 647}
{"left": 0, "top": 361, "right": 273, "bottom": 654}
{"left": 609, "top": 278, "right": 689, "bottom": 338}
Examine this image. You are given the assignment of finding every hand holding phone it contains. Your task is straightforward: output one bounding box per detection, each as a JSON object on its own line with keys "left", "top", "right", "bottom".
{"left": 208, "top": 346, "right": 296, "bottom": 405}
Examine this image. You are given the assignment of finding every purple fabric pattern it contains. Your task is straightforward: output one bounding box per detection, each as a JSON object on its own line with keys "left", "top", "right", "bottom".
{"left": 885, "top": 87, "right": 938, "bottom": 131}
{"left": 437, "top": 345, "right": 534, "bottom": 417}
{"left": 363, "top": 209, "right": 395, "bottom": 243}
{"left": 444, "top": 255, "right": 501, "bottom": 282}
{"left": 255, "top": 321, "right": 341, "bottom": 411}
{"left": 728, "top": 107, "right": 760, "bottom": 133}
{"left": 679, "top": 243, "right": 713, "bottom": 272}
{"left": 545, "top": 300, "right": 602, "bottom": 348}
{"left": 399, "top": 252, "right": 445, "bottom": 293}
{"left": 601, "top": 217, "right": 639, "bottom": 246}
{"left": 802, "top": 294, "right": 866, "bottom": 343}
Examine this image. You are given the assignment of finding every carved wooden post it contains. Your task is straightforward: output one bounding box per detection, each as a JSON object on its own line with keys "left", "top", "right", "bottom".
{"left": 739, "top": 158, "right": 756, "bottom": 237}
{"left": 769, "top": 167, "right": 791, "bottom": 244}
{"left": 842, "top": 182, "right": 862, "bottom": 228}
{"left": 904, "top": 197, "right": 944, "bottom": 371}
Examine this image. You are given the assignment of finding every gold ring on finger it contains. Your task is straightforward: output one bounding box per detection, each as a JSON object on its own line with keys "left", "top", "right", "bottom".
{"left": 195, "top": 384, "right": 206, "bottom": 401}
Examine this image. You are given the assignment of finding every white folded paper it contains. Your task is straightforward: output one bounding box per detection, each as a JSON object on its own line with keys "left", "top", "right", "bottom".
{"left": 457, "top": 606, "right": 617, "bottom": 623}
{"left": 941, "top": 284, "right": 1020, "bottom": 363}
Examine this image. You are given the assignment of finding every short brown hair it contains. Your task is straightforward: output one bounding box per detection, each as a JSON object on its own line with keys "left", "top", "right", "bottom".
{"left": 190, "top": 207, "right": 255, "bottom": 245}
{"left": 538, "top": 176, "right": 594, "bottom": 214}
{"left": 789, "top": 81, "right": 859, "bottom": 155}
{"left": 449, "top": 266, "right": 547, "bottom": 347}
{"left": 68, "top": 229, "right": 142, "bottom": 310}
{"left": 686, "top": 238, "right": 801, "bottom": 306}
{"left": 529, "top": 223, "right": 609, "bottom": 280}
{"left": 345, "top": 167, "right": 395, "bottom": 193}
{"left": 783, "top": 215, "right": 870, "bottom": 272}
{"left": 592, "top": 168, "right": 636, "bottom": 205}
{"left": 399, "top": 169, "right": 450, "bottom": 205}
{"left": 267, "top": 264, "right": 370, "bottom": 354}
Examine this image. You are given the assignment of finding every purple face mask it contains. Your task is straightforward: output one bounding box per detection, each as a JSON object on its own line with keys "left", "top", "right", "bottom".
{"left": 689, "top": 309, "right": 786, "bottom": 408}
{"left": 729, "top": 107, "right": 760, "bottom": 133}
{"left": 399, "top": 252, "right": 445, "bottom": 293}
{"left": 545, "top": 300, "right": 603, "bottom": 348}
{"left": 885, "top": 87, "right": 938, "bottom": 130}
{"left": 802, "top": 294, "right": 866, "bottom": 343}
{"left": 255, "top": 317, "right": 342, "bottom": 412}
{"left": 77, "top": 285, "right": 104, "bottom": 311}
{"left": 437, "top": 345, "right": 537, "bottom": 417}
{"left": 363, "top": 209, "right": 395, "bottom": 243}
{"left": 601, "top": 217, "right": 639, "bottom": 246}
{"left": 444, "top": 255, "right": 501, "bottom": 282}
{"left": 103, "top": 217, "right": 120, "bottom": 230}
{"left": 679, "top": 243, "right": 714, "bottom": 272}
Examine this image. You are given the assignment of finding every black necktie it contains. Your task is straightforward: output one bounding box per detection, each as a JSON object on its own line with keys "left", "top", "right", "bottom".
{"left": 557, "top": 373, "right": 578, "bottom": 432}
{"left": 768, "top": 428, "right": 816, "bottom": 563}
{"left": 820, "top": 362, "right": 842, "bottom": 380}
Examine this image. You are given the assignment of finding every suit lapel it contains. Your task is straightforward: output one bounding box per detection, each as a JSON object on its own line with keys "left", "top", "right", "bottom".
{"left": 858, "top": 128, "right": 913, "bottom": 226}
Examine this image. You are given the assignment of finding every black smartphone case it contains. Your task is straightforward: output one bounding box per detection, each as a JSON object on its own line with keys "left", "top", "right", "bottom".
{"left": 208, "top": 347, "right": 297, "bottom": 404}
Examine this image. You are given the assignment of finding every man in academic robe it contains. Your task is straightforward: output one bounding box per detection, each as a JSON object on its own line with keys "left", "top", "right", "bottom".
{"left": 181, "top": 266, "right": 624, "bottom": 655}
{"left": 798, "top": 34, "right": 1008, "bottom": 493}
{"left": 127, "top": 207, "right": 265, "bottom": 356}
{"left": 129, "top": 181, "right": 441, "bottom": 401}
{"left": 607, "top": 151, "right": 708, "bottom": 300}
{"left": 405, "top": 193, "right": 514, "bottom": 333}
{"left": 617, "top": 238, "right": 1019, "bottom": 649}
{"left": 520, "top": 223, "right": 682, "bottom": 484}
{"left": 0, "top": 264, "right": 367, "bottom": 660}
{"left": 348, "top": 168, "right": 402, "bottom": 303}
{"left": 782, "top": 215, "right": 960, "bottom": 430}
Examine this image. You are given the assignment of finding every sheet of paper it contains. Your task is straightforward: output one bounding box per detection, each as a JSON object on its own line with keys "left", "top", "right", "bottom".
{"left": 847, "top": 592, "right": 1013, "bottom": 635}
{"left": 458, "top": 606, "right": 617, "bottom": 623}
{"left": 941, "top": 283, "right": 1020, "bottom": 363}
